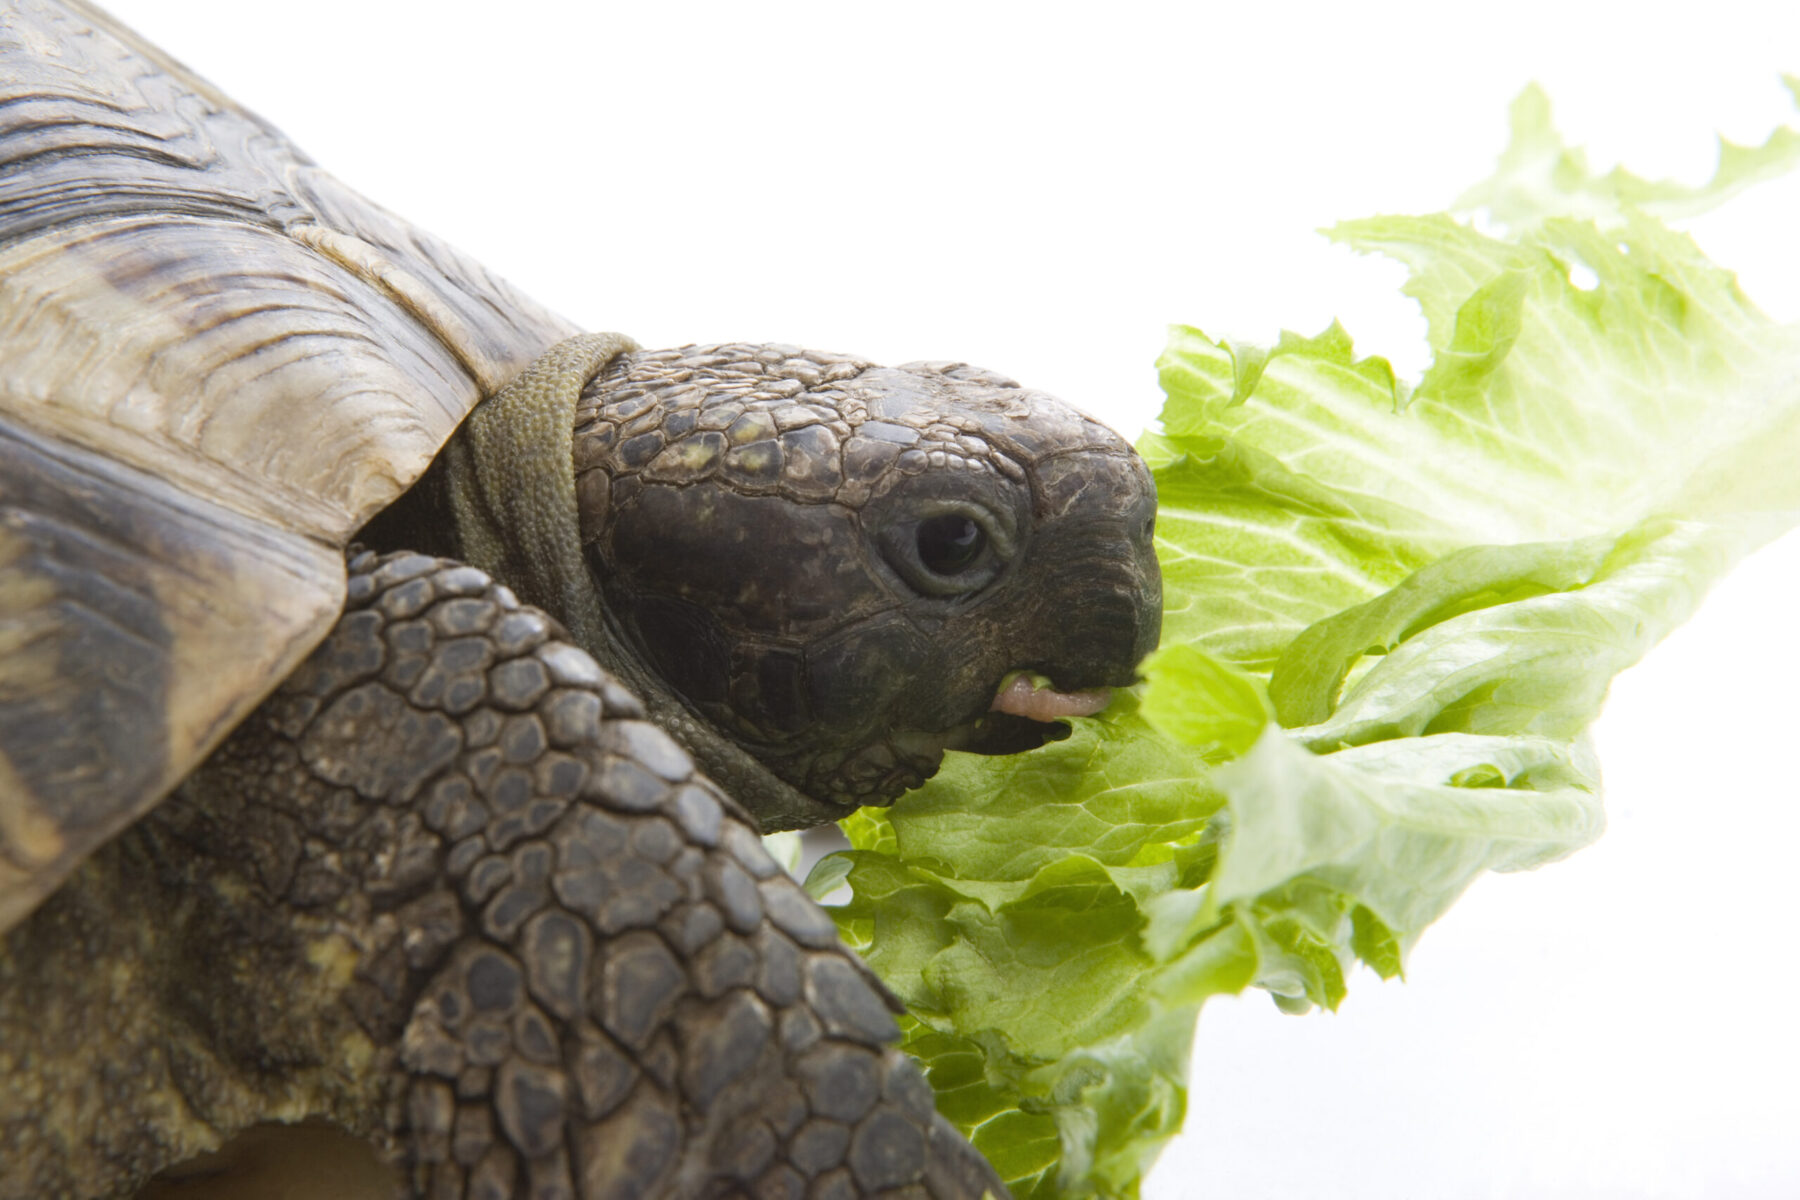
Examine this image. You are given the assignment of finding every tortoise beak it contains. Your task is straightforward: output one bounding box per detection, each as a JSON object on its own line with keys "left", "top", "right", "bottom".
{"left": 960, "top": 464, "right": 1162, "bottom": 756}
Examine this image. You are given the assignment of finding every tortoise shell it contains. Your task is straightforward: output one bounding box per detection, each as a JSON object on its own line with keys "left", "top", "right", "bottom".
{"left": 0, "top": 0, "right": 576, "bottom": 931}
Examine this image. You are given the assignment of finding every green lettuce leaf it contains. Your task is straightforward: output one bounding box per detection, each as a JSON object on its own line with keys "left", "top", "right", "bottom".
{"left": 810, "top": 86, "right": 1800, "bottom": 1198}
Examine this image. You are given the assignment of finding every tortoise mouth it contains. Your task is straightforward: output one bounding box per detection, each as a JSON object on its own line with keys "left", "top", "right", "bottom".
{"left": 988, "top": 670, "right": 1113, "bottom": 721}
{"left": 955, "top": 668, "right": 1115, "bottom": 758}
{"left": 951, "top": 710, "right": 1076, "bottom": 757}
{"left": 798, "top": 666, "right": 1124, "bottom": 810}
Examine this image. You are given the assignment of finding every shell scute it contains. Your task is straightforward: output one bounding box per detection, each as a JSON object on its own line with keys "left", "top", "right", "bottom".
{"left": 0, "top": 0, "right": 575, "bottom": 931}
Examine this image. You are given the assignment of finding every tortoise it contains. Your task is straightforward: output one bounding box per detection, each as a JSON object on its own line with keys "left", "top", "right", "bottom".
{"left": 0, "top": 2, "right": 1162, "bottom": 1197}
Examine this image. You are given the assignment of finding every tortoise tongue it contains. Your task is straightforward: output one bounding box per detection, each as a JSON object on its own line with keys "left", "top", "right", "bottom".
{"left": 990, "top": 674, "right": 1112, "bottom": 721}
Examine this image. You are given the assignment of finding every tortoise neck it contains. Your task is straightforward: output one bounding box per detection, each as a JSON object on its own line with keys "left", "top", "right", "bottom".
{"left": 442, "top": 332, "right": 636, "bottom": 654}
{"left": 439, "top": 333, "right": 846, "bottom": 833}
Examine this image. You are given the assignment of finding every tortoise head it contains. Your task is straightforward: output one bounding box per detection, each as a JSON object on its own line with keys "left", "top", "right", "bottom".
{"left": 570, "top": 344, "right": 1160, "bottom": 830}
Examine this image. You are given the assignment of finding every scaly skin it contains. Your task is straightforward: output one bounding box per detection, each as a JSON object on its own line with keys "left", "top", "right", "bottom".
{"left": 568, "top": 343, "right": 1162, "bottom": 828}
{"left": 3, "top": 338, "right": 1158, "bottom": 1198}
{"left": 395, "top": 337, "right": 1159, "bottom": 834}
{"left": 0, "top": 551, "right": 1004, "bottom": 1200}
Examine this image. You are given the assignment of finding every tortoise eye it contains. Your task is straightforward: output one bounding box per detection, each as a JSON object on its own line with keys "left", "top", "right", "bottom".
{"left": 874, "top": 500, "right": 1010, "bottom": 599}
{"left": 916, "top": 514, "right": 986, "bottom": 575}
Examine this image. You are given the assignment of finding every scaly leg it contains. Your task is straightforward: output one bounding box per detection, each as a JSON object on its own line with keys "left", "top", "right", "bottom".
{"left": 0, "top": 550, "right": 1004, "bottom": 1200}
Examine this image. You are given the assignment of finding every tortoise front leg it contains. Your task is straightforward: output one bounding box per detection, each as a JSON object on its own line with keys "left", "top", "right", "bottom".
{"left": 158, "top": 550, "right": 1003, "bottom": 1200}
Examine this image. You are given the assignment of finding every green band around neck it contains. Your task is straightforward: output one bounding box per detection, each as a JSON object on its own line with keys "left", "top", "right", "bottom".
{"left": 444, "top": 332, "right": 636, "bottom": 651}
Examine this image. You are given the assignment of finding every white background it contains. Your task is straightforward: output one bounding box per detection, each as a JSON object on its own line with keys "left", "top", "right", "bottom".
{"left": 97, "top": 2, "right": 1800, "bottom": 1196}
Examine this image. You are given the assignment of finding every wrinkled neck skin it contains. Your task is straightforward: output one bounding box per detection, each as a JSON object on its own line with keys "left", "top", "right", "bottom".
{"left": 442, "top": 334, "right": 838, "bottom": 832}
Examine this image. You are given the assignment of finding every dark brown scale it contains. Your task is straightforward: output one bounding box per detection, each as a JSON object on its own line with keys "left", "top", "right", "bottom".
{"left": 805, "top": 957, "right": 902, "bottom": 1045}
{"left": 531, "top": 752, "right": 586, "bottom": 800}
{"left": 848, "top": 1107, "right": 928, "bottom": 1191}
{"left": 588, "top": 857, "right": 683, "bottom": 936}
{"left": 815, "top": 1167, "right": 862, "bottom": 1200}
{"left": 465, "top": 748, "right": 506, "bottom": 796}
{"left": 675, "top": 989, "right": 773, "bottom": 1100}
{"left": 492, "top": 610, "right": 553, "bottom": 657}
{"left": 690, "top": 933, "right": 758, "bottom": 999}
{"left": 454, "top": 1103, "right": 495, "bottom": 1165}
{"left": 704, "top": 857, "right": 764, "bottom": 935}
{"left": 431, "top": 597, "right": 496, "bottom": 638}
{"left": 627, "top": 816, "right": 680, "bottom": 865}
{"left": 494, "top": 1058, "right": 567, "bottom": 1158}
{"left": 661, "top": 901, "right": 725, "bottom": 957}
{"left": 596, "top": 720, "right": 692, "bottom": 782}
{"left": 489, "top": 659, "right": 551, "bottom": 710}
{"left": 481, "top": 881, "right": 547, "bottom": 942}
{"left": 617, "top": 433, "right": 664, "bottom": 469}
{"left": 668, "top": 784, "right": 724, "bottom": 847}
{"left": 380, "top": 576, "right": 440, "bottom": 622}
{"left": 465, "top": 1019, "right": 512, "bottom": 1068}
{"left": 511, "top": 1007, "right": 558, "bottom": 1065}
{"left": 467, "top": 1148, "right": 514, "bottom": 1200}
{"left": 519, "top": 911, "right": 589, "bottom": 1022}
{"left": 541, "top": 690, "right": 604, "bottom": 748}
{"left": 446, "top": 836, "right": 487, "bottom": 879}
{"left": 410, "top": 1081, "right": 456, "bottom": 1162}
{"left": 371, "top": 554, "right": 441, "bottom": 593}
{"left": 798, "top": 1046, "right": 881, "bottom": 1125}
{"left": 569, "top": 1032, "right": 637, "bottom": 1122}
{"left": 499, "top": 714, "right": 547, "bottom": 763}
{"left": 424, "top": 777, "right": 488, "bottom": 841}
{"left": 715, "top": 1116, "right": 779, "bottom": 1180}
{"left": 694, "top": 402, "right": 745, "bottom": 432}
{"left": 2, "top": 549, "right": 1011, "bottom": 1200}
{"left": 398, "top": 890, "right": 465, "bottom": 971}
{"left": 465, "top": 856, "right": 512, "bottom": 906}
{"left": 756, "top": 1163, "right": 807, "bottom": 1200}
{"left": 763, "top": 878, "right": 842, "bottom": 948}
{"left": 596, "top": 930, "right": 685, "bottom": 1051}
{"left": 754, "top": 927, "right": 806, "bottom": 1009}
{"left": 586, "top": 757, "right": 670, "bottom": 814}
{"left": 792, "top": 1119, "right": 851, "bottom": 1178}
{"left": 723, "top": 821, "right": 782, "bottom": 878}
